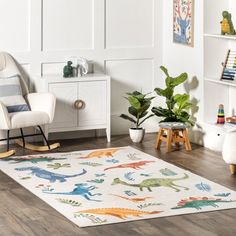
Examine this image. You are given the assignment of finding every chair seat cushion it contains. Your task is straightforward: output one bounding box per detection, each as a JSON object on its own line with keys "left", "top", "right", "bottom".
{"left": 159, "top": 122, "right": 188, "bottom": 129}
{"left": 0, "top": 75, "right": 30, "bottom": 113}
{"left": 9, "top": 111, "right": 50, "bottom": 129}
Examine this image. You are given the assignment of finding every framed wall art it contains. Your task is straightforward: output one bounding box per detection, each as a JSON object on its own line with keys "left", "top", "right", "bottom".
{"left": 173, "top": 0, "right": 194, "bottom": 47}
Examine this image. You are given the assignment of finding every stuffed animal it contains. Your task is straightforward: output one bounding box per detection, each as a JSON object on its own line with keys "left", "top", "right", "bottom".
{"left": 221, "top": 11, "right": 236, "bottom": 35}
{"left": 63, "top": 61, "right": 73, "bottom": 78}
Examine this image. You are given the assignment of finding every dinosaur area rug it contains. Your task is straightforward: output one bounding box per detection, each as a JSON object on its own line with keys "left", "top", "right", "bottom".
{"left": 0, "top": 146, "right": 236, "bottom": 227}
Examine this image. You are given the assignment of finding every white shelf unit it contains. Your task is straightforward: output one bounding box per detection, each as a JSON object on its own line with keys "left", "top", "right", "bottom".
{"left": 204, "top": 33, "right": 236, "bottom": 41}
{"left": 205, "top": 77, "right": 236, "bottom": 87}
{"left": 204, "top": 0, "right": 236, "bottom": 127}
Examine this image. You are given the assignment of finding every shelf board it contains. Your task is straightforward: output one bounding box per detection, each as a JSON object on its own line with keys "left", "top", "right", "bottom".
{"left": 205, "top": 77, "right": 236, "bottom": 87}
{"left": 204, "top": 33, "right": 236, "bottom": 40}
{"left": 199, "top": 122, "right": 236, "bottom": 132}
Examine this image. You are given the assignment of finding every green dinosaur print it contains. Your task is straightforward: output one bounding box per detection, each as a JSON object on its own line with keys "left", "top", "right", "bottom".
{"left": 171, "top": 197, "right": 235, "bottom": 210}
{"left": 47, "top": 163, "right": 71, "bottom": 170}
{"left": 137, "top": 202, "right": 162, "bottom": 210}
{"left": 20, "top": 176, "right": 31, "bottom": 180}
{"left": 87, "top": 179, "right": 104, "bottom": 184}
{"left": 57, "top": 198, "right": 82, "bottom": 207}
{"left": 79, "top": 162, "right": 103, "bottom": 167}
{"left": 74, "top": 213, "right": 107, "bottom": 224}
{"left": 4, "top": 155, "right": 66, "bottom": 164}
{"left": 112, "top": 173, "right": 189, "bottom": 192}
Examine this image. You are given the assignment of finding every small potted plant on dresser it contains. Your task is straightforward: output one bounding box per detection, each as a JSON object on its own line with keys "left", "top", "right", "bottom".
{"left": 120, "top": 91, "right": 155, "bottom": 143}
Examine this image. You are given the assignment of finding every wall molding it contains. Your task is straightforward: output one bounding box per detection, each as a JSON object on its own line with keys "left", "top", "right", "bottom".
{"left": 2, "top": 0, "right": 161, "bottom": 135}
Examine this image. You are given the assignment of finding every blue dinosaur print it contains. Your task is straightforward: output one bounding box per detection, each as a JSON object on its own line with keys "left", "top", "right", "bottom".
{"left": 43, "top": 183, "right": 102, "bottom": 202}
{"left": 124, "top": 190, "right": 137, "bottom": 196}
{"left": 95, "top": 173, "right": 106, "bottom": 177}
{"left": 106, "top": 159, "right": 119, "bottom": 164}
{"left": 124, "top": 172, "right": 135, "bottom": 181}
{"left": 87, "top": 179, "right": 104, "bottom": 184}
{"left": 15, "top": 167, "right": 87, "bottom": 183}
{"left": 140, "top": 173, "right": 152, "bottom": 177}
{"left": 159, "top": 168, "right": 177, "bottom": 176}
{"left": 195, "top": 182, "right": 211, "bottom": 192}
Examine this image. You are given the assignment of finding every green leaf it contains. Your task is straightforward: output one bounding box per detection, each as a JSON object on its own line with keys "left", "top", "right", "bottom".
{"left": 152, "top": 107, "right": 174, "bottom": 118}
{"left": 160, "top": 66, "right": 170, "bottom": 77}
{"left": 166, "top": 98, "right": 175, "bottom": 110}
{"left": 120, "top": 114, "right": 136, "bottom": 124}
{"left": 174, "top": 94, "right": 189, "bottom": 104}
{"left": 128, "top": 106, "right": 138, "bottom": 117}
{"left": 154, "top": 87, "right": 173, "bottom": 99}
{"left": 128, "top": 96, "right": 141, "bottom": 110}
{"left": 135, "top": 94, "right": 145, "bottom": 100}
{"left": 132, "top": 91, "right": 142, "bottom": 96}
{"left": 180, "top": 102, "right": 192, "bottom": 110}
{"left": 140, "top": 101, "right": 151, "bottom": 112}
{"left": 126, "top": 91, "right": 141, "bottom": 96}
{"left": 165, "top": 76, "right": 172, "bottom": 87}
{"left": 139, "top": 111, "right": 148, "bottom": 119}
{"left": 154, "top": 88, "right": 164, "bottom": 96}
{"left": 171, "top": 73, "right": 188, "bottom": 87}
{"left": 164, "top": 88, "right": 174, "bottom": 99}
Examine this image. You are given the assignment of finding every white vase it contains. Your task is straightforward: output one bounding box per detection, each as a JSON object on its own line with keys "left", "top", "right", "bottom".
{"left": 129, "top": 128, "right": 145, "bottom": 143}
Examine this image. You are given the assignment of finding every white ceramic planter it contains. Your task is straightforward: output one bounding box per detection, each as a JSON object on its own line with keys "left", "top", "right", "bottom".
{"left": 129, "top": 128, "right": 145, "bottom": 143}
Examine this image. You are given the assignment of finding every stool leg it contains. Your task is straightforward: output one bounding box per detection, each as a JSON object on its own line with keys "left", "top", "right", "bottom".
{"left": 174, "top": 130, "right": 180, "bottom": 147}
{"left": 230, "top": 165, "right": 236, "bottom": 175}
{"left": 156, "top": 128, "right": 163, "bottom": 149}
{"left": 166, "top": 129, "right": 173, "bottom": 153}
{"left": 183, "top": 129, "right": 192, "bottom": 151}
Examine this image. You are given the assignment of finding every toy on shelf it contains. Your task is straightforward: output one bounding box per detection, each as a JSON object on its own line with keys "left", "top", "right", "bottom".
{"left": 221, "top": 50, "right": 236, "bottom": 81}
{"left": 217, "top": 104, "right": 225, "bottom": 124}
{"left": 63, "top": 61, "right": 73, "bottom": 78}
{"left": 221, "top": 11, "right": 236, "bottom": 35}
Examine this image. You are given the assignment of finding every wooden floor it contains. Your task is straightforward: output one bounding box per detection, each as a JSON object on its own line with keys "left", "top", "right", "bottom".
{"left": 1, "top": 133, "right": 236, "bottom": 236}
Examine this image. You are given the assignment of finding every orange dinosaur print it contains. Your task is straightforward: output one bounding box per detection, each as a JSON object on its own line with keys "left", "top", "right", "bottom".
{"left": 79, "top": 148, "right": 121, "bottom": 159}
{"left": 104, "top": 160, "right": 154, "bottom": 171}
{"left": 110, "top": 194, "right": 152, "bottom": 203}
{"left": 77, "top": 208, "right": 162, "bottom": 219}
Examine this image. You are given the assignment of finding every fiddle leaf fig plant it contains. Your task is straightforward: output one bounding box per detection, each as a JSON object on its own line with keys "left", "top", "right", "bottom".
{"left": 120, "top": 91, "right": 155, "bottom": 129}
{"left": 151, "top": 66, "right": 194, "bottom": 126}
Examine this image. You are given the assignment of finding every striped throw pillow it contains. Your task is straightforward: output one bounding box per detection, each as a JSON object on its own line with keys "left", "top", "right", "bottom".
{"left": 0, "top": 75, "right": 30, "bottom": 113}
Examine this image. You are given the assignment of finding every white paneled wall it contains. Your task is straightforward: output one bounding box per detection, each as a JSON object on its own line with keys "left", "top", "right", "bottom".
{"left": 105, "top": 0, "right": 154, "bottom": 48}
{"left": 0, "top": 0, "right": 161, "bottom": 135}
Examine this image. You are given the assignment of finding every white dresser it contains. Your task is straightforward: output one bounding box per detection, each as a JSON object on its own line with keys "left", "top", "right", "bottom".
{"left": 35, "top": 74, "right": 111, "bottom": 142}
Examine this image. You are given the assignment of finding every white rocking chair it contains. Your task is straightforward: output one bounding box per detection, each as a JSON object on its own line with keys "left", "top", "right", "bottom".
{"left": 0, "top": 52, "right": 60, "bottom": 158}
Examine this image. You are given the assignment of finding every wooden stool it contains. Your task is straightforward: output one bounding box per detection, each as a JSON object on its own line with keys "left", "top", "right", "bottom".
{"left": 155, "top": 122, "right": 192, "bottom": 153}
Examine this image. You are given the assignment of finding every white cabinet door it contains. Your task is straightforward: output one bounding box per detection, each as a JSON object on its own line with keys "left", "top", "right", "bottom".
{"left": 78, "top": 81, "right": 107, "bottom": 127}
{"left": 49, "top": 82, "right": 78, "bottom": 130}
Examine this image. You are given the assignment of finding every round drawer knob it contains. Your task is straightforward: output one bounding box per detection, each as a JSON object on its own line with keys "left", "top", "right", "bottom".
{"left": 74, "top": 100, "right": 85, "bottom": 109}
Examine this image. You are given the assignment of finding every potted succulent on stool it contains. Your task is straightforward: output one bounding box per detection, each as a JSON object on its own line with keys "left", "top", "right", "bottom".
{"left": 120, "top": 91, "right": 155, "bottom": 143}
